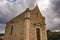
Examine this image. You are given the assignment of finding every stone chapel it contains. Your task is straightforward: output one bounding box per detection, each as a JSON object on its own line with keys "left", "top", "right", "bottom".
{"left": 3, "top": 5, "right": 47, "bottom": 40}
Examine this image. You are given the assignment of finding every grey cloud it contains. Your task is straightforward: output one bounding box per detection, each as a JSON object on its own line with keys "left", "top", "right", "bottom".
{"left": 0, "top": 11, "right": 8, "bottom": 24}
{"left": 0, "top": 23, "right": 5, "bottom": 33}
{"left": 0, "top": 24, "right": 6, "bottom": 30}
{"left": 26, "top": 0, "right": 36, "bottom": 8}
{"left": 0, "top": 0, "right": 26, "bottom": 22}
{"left": 42, "top": 0, "right": 60, "bottom": 30}
{"left": 51, "top": 0, "right": 60, "bottom": 18}
{"left": 0, "top": 0, "right": 36, "bottom": 23}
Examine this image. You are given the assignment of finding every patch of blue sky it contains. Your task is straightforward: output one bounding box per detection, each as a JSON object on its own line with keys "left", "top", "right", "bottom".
{"left": 7, "top": 0, "right": 16, "bottom": 2}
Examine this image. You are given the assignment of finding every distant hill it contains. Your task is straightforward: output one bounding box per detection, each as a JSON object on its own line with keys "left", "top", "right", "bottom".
{"left": 47, "top": 30, "right": 60, "bottom": 40}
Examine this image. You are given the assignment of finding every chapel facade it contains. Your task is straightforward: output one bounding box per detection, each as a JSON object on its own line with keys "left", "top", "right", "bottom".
{"left": 3, "top": 5, "right": 47, "bottom": 40}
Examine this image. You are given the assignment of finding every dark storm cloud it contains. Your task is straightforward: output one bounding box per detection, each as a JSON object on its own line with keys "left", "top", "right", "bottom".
{"left": 43, "top": 0, "right": 60, "bottom": 30}
{"left": 50, "top": 0, "right": 60, "bottom": 30}
{"left": 51, "top": 0, "right": 60, "bottom": 17}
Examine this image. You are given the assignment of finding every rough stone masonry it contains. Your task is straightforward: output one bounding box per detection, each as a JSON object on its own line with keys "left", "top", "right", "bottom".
{"left": 3, "top": 5, "right": 47, "bottom": 40}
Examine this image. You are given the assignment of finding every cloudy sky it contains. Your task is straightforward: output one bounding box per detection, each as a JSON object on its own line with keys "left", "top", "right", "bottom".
{"left": 0, "top": 0, "right": 60, "bottom": 33}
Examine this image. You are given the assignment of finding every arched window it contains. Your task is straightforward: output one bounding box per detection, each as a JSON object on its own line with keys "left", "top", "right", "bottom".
{"left": 10, "top": 25, "right": 13, "bottom": 35}
{"left": 36, "top": 28, "right": 40, "bottom": 40}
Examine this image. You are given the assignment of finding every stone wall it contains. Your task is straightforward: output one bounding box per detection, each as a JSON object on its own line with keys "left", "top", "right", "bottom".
{"left": 4, "top": 5, "right": 47, "bottom": 40}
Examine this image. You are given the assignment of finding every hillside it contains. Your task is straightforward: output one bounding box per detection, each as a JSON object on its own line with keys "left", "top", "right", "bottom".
{"left": 47, "top": 30, "right": 60, "bottom": 40}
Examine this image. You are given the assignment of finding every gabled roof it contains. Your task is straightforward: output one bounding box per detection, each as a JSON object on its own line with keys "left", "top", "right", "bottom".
{"left": 7, "top": 4, "right": 43, "bottom": 24}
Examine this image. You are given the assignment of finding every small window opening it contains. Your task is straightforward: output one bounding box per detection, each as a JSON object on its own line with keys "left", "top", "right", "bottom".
{"left": 10, "top": 25, "right": 13, "bottom": 35}
{"left": 36, "top": 28, "right": 40, "bottom": 40}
